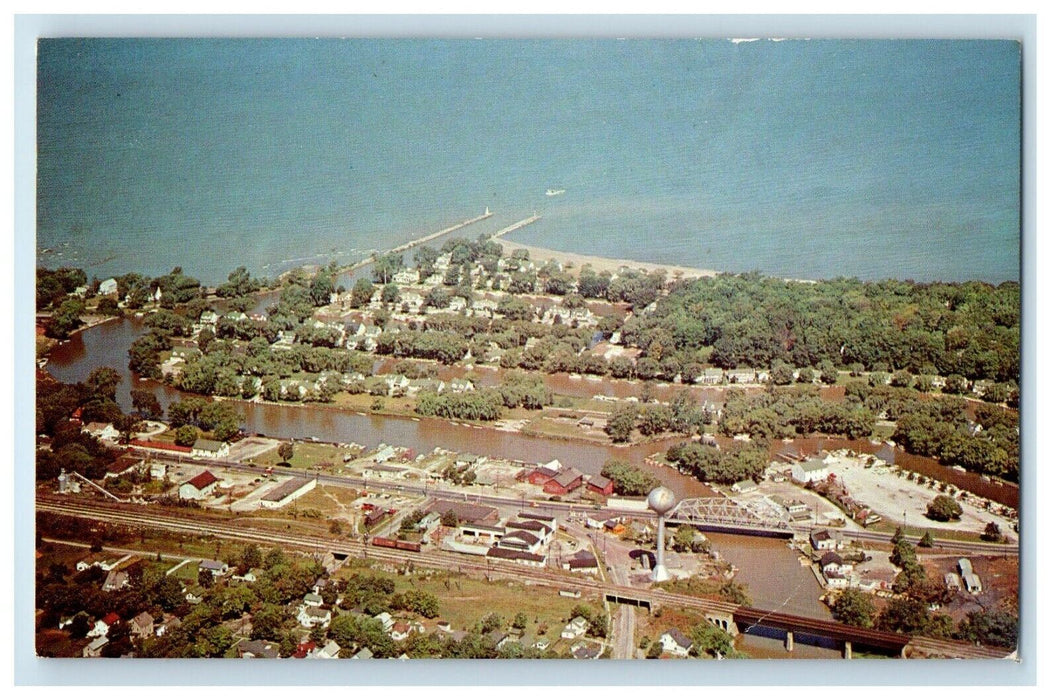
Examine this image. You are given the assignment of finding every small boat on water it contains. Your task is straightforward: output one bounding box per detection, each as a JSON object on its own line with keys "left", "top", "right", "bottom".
{"left": 545, "top": 188, "right": 566, "bottom": 197}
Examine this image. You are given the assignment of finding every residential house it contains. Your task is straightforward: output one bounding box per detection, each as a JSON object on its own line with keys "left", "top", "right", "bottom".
{"left": 727, "top": 369, "right": 757, "bottom": 384}
{"left": 232, "top": 568, "right": 261, "bottom": 584}
{"left": 315, "top": 640, "right": 342, "bottom": 659}
{"left": 236, "top": 640, "right": 280, "bottom": 658}
{"left": 89, "top": 612, "right": 120, "bottom": 639}
{"left": 782, "top": 499, "right": 812, "bottom": 521}
{"left": 178, "top": 470, "right": 219, "bottom": 500}
{"left": 83, "top": 422, "right": 120, "bottom": 442}
{"left": 102, "top": 570, "right": 129, "bottom": 592}
{"left": 374, "top": 612, "right": 394, "bottom": 632}
{"left": 98, "top": 278, "right": 118, "bottom": 296}
{"left": 303, "top": 592, "right": 324, "bottom": 608}
{"left": 390, "top": 620, "right": 411, "bottom": 641}
{"left": 809, "top": 530, "right": 837, "bottom": 551}
{"left": 496, "top": 631, "right": 523, "bottom": 650}
{"left": 191, "top": 438, "right": 230, "bottom": 459}
{"left": 129, "top": 612, "right": 154, "bottom": 640}
{"left": 352, "top": 648, "right": 374, "bottom": 660}
{"left": 293, "top": 641, "right": 317, "bottom": 659}
{"left": 82, "top": 636, "right": 109, "bottom": 658}
{"left": 819, "top": 551, "right": 852, "bottom": 578}
{"left": 659, "top": 628, "right": 694, "bottom": 657}
{"left": 448, "top": 378, "right": 475, "bottom": 393}
{"left": 561, "top": 616, "right": 588, "bottom": 639}
{"left": 570, "top": 640, "right": 603, "bottom": 659}
{"left": 697, "top": 368, "right": 725, "bottom": 385}
{"left": 297, "top": 606, "right": 332, "bottom": 628}
{"left": 533, "top": 636, "right": 551, "bottom": 651}
{"left": 199, "top": 559, "right": 229, "bottom": 577}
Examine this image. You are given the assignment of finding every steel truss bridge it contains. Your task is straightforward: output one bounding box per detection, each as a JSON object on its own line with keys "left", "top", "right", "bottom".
{"left": 665, "top": 495, "right": 794, "bottom": 536}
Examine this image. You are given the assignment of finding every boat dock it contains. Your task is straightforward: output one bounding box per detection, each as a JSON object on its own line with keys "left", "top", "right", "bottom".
{"left": 489, "top": 213, "right": 542, "bottom": 241}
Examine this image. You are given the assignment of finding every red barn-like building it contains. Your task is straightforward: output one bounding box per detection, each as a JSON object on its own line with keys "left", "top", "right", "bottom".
{"left": 585, "top": 475, "right": 614, "bottom": 497}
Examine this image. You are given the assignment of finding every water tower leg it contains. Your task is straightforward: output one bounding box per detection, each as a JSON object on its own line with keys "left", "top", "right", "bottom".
{"left": 844, "top": 641, "right": 853, "bottom": 659}
{"left": 785, "top": 631, "right": 794, "bottom": 652}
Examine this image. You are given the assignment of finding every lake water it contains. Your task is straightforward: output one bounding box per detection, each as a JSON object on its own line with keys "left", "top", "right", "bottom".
{"left": 37, "top": 39, "right": 1021, "bottom": 285}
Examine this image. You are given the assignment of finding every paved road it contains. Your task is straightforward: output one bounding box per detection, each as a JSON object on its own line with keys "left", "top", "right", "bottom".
{"left": 565, "top": 521, "right": 638, "bottom": 659}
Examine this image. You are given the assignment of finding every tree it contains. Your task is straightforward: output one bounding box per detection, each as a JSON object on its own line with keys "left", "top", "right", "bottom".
{"left": 277, "top": 441, "right": 294, "bottom": 465}
{"left": 85, "top": 367, "right": 121, "bottom": 403}
{"left": 918, "top": 531, "right": 934, "bottom": 548}
{"left": 982, "top": 521, "right": 1004, "bottom": 542}
{"left": 605, "top": 404, "right": 639, "bottom": 443}
{"left": 926, "top": 495, "right": 963, "bottom": 522}
{"left": 770, "top": 360, "right": 794, "bottom": 386}
{"left": 671, "top": 524, "right": 699, "bottom": 553}
{"left": 876, "top": 597, "right": 931, "bottom": 634}
{"left": 47, "top": 298, "right": 86, "bottom": 339}
{"left": 67, "top": 611, "right": 92, "bottom": 638}
{"left": 131, "top": 388, "right": 162, "bottom": 419}
{"left": 689, "top": 622, "right": 735, "bottom": 658}
{"left": 239, "top": 544, "right": 262, "bottom": 571}
{"left": 956, "top": 610, "right": 1018, "bottom": 650}
{"left": 441, "top": 510, "right": 459, "bottom": 527}
{"left": 818, "top": 360, "right": 839, "bottom": 385}
{"left": 830, "top": 589, "right": 874, "bottom": 628}
{"left": 600, "top": 460, "right": 659, "bottom": 496}
{"left": 174, "top": 425, "right": 199, "bottom": 447}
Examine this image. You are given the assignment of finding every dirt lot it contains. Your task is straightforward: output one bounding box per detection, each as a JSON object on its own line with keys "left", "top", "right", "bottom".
{"left": 921, "top": 554, "right": 1019, "bottom": 623}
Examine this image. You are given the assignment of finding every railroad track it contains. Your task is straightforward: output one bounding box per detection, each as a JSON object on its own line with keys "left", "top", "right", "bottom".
{"left": 133, "top": 448, "right": 1021, "bottom": 555}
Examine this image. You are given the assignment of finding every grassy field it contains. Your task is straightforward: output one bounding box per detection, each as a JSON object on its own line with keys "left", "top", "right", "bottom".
{"left": 248, "top": 442, "right": 357, "bottom": 471}
{"left": 330, "top": 392, "right": 420, "bottom": 418}
{"left": 523, "top": 415, "right": 612, "bottom": 444}
{"left": 337, "top": 560, "right": 598, "bottom": 642}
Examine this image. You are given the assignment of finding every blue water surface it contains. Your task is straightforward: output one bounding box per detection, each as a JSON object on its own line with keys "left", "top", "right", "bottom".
{"left": 36, "top": 38, "right": 1021, "bottom": 285}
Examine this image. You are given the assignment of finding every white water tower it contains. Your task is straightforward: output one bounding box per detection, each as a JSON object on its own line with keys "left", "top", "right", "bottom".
{"left": 647, "top": 486, "right": 678, "bottom": 582}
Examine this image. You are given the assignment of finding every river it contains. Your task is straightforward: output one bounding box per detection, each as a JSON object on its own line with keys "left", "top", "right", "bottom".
{"left": 44, "top": 317, "right": 711, "bottom": 499}
{"left": 45, "top": 316, "right": 1019, "bottom": 509}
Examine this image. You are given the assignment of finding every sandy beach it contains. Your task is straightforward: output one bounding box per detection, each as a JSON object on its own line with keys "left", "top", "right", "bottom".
{"left": 495, "top": 238, "right": 720, "bottom": 282}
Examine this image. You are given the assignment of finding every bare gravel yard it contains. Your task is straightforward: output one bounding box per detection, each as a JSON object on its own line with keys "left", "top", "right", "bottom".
{"left": 819, "top": 455, "right": 1017, "bottom": 542}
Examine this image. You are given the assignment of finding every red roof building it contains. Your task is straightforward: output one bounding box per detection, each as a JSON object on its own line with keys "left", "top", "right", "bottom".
{"left": 131, "top": 439, "right": 192, "bottom": 454}
{"left": 585, "top": 475, "right": 614, "bottom": 496}
{"left": 542, "top": 468, "right": 583, "bottom": 495}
